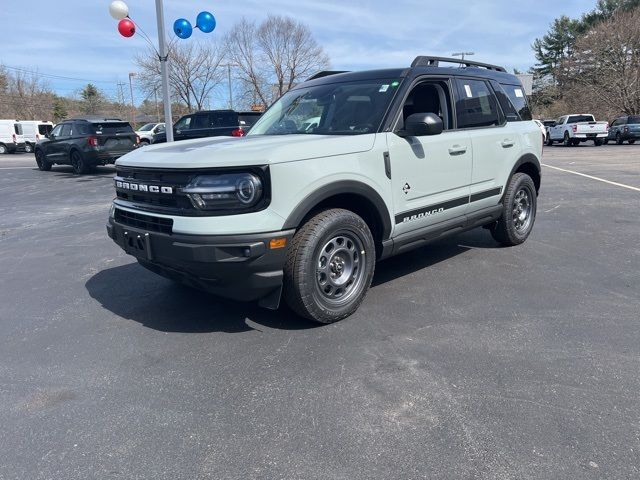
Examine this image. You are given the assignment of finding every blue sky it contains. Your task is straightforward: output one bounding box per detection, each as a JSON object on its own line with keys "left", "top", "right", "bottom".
{"left": 2, "top": 0, "right": 597, "bottom": 107}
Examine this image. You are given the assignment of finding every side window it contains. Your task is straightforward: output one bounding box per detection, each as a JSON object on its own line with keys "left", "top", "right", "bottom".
{"left": 192, "top": 114, "right": 209, "bottom": 129}
{"left": 454, "top": 79, "right": 501, "bottom": 129}
{"left": 399, "top": 80, "right": 453, "bottom": 130}
{"left": 174, "top": 115, "right": 193, "bottom": 130}
{"left": 494, "top": 83, "right": 532, "bottom": 121}
{"left": 50, "top": 125, "right": 63, "bottom": 137}
{"left": 76, "top": 123, "right": 92, "bottom": 135}
{"left": 60, "top": 124, "right": 73, "bottom": 136}
{"left": 155, "top": 124, "right": 165, "bottom": 134}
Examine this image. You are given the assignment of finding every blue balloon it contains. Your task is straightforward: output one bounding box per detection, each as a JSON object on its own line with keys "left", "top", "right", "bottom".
{"left": 196, "top": 11, "right": 216, "bottom": 33}
{"left": 173, "top": 18, "right": 193, "bottom": 39}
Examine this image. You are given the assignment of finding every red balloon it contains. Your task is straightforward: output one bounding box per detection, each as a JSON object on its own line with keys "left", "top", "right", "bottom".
{"left": 118, "top": 18, "right": 135, "bottom": 38}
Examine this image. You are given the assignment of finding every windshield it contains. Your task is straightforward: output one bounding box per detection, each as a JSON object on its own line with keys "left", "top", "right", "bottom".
{"left": 567, "top": 115, "right": 595, "bottom": 124}
{"left": 138, "top": 123, "right": 156, "bottom": 132}
{"left": 248, "top": 79, "right": 403, "bottom": 136}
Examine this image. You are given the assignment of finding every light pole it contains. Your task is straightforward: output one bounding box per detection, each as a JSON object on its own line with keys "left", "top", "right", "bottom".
{"left": 155, "top": 0, "right": 174, "bottom": 142}
{"left": 220, "top": 63, "right": 237, "bottom": 110}
{"left": 452, "top": 51, "right": 475, "bottom": 62}
{"left": 128, "top": 72, "right": 136, "bottom": 126}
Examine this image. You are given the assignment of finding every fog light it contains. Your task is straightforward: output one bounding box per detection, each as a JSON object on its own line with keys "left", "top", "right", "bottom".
{"left": 109, "top": 204, "right": 116, "bottom": 219}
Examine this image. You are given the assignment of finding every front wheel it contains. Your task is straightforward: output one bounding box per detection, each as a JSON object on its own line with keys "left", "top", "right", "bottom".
{"left": 616, "top": 133, "right": 624, "bottom": 145}
{"left": 35, "top": 149, "right": 51, "bottom": 171}
{"left": 629, "top": 140, "right": 636, "bottom": 145}
{"left": 0, "top": 143, "right": 7, "bottom": 154}
{"left": 283, "top": 208, "right": 376, "bottom": 324}
{"left": 24, "top": 143, "right": 33, "bottom": 153}
{"left": 490, "top": 173, "right": 537, "bottom": 246}
{"left": 546, "top": 135, "right": 554, "bottom": 146}
{"left": 594, "top": 139, "right": 603, "bottom": 146}
{"left": 603, "top": 139, "right": 609, "bottom": 145}
{"left": 563, "top": 132, "right": 571, "bottom": 147}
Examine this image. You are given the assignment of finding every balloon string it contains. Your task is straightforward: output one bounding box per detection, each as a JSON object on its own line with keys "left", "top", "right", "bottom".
{"left": 129, "top": 17, "right": 161, "bottom": 56}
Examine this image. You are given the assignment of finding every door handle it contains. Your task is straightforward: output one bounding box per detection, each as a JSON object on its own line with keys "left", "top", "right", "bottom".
{"left": 448, "top": 145, "right": 467, "bottom": 156}
{"left": 501, "top": 140, "right": 515, "bottom": 148}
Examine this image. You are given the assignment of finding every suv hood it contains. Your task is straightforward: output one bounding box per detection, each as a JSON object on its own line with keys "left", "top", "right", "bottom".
{"left": 116, "top": 134, "right": 376, "bottom": 169}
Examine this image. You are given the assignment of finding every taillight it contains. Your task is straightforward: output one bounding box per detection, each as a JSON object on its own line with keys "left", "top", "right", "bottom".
{"left": 231, "top": 128, "right": 245, "bottom": 137}
{"left": 87, "top": 136, "right": 99, "bottom": 147}
{"left": 606, "top": 123, "right": 610, "bottom": 131}
{"left": 36, "top": 134, "right": 40, "bottom": 141}
{"left": 12, "top": 134, "right": 16, "bottom": 143}
{"left": 572, "top": 125, "right": 577, "bottom": 133}
{"left": 136, "top": 135, "right": 140, "bottom": 144}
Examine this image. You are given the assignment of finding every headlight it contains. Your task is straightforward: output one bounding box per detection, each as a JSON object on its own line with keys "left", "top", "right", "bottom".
{"left": 182, "top": 173, "right": 264, "bottom": 211}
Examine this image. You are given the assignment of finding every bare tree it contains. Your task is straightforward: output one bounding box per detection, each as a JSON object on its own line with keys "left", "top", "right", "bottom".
{"left": 559, "top": 7, "right": 640, "bottom": 118}
{"left": 226, "top": 15, "right": 330, "bottom": 108}
{"left": 135, "top": 41, "right": 225, "bottom": 112}
{"left": 0, "top": 68, "right": 54, "bottom": 120}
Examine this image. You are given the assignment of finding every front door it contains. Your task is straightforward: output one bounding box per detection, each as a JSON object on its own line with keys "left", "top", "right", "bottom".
{"left": 387, "top": 78, "right": 473, "bottom": 237}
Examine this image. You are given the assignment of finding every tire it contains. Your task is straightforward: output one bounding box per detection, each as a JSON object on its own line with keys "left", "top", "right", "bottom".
{"left": 603, "top": 139, "right": 609, "bottom": 145}
{"left": 0, "top": 143, "right": 7, "bottom": 154}
{"left": 546, "top": 135, "right": 554, "bottom": 146}
{"left": 139, "top": 140, "right": 150, "bottom": 147}
{"left": 490, "top": 172, "right": 537, "bottom": 247}
{"left": 629, "top": 140, "right": 635, "bottom": 145}
{"left": 283, "top": 208, "right": 376, "bottom": 324}
{"left": 24, "top": 143, "right": 33, "bottom": 153}
{"left": 616, "top": 133, "right": 624, "bottom": 145}
{"left": 70, "top": 150, "right": 88, "bottom": 174}
{"left": 594, "top": 139, "right": 603, "bottom": 147}
{"left": 35, "top": 149, "right": 51, "bottom": 171}
{"left": 563, "top": 132, "right": 571, "bottom": 147}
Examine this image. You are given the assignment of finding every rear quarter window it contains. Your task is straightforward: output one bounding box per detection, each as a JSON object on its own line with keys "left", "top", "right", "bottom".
{"left": 498, "top": 83, "right": 532, "bottom": 121}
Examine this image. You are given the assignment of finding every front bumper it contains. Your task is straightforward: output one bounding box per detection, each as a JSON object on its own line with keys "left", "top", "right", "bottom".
{"left": 107, "top": 218, "right": 294, "bottom": 306}
{"left": 8, "top": 142, "right": 26, "bottom": 153}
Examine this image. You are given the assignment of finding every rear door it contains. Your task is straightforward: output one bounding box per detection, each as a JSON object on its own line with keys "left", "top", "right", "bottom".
{"left": 209, "top": 111, "right": 239, "bottom": 136}
{"left": 453, "top": 78, "right": 516, "bottom": 213}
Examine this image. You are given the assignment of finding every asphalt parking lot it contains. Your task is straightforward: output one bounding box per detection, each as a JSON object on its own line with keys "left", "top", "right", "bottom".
{"left": 1, "top": 145, "right": 639, "bottom": 479}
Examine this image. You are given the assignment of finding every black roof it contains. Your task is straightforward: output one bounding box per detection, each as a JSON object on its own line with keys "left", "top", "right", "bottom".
{"left": 66, "top": 116, "right": 126, "bottom": 123}
{"left": 302, "top": 56, "right": 521, "bottom": 89}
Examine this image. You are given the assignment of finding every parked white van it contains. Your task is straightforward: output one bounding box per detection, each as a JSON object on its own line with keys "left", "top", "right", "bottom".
{"left": 0, "top": 120, "right": 26, "bottom": 154}
{"left": 19, "top": 121, "right": 54, "bottom": 153}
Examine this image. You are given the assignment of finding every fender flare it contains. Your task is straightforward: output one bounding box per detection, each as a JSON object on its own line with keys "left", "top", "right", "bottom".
{"left": 282, "top": 180, "right": 393, "bottom": 240}
{"left": 504, "top": 153, "right": 541, "bottom": 194}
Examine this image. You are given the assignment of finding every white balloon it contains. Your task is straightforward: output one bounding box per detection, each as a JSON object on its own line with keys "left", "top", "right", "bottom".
{"left": 109, "top": 1, "right": 129, "bottom": 20}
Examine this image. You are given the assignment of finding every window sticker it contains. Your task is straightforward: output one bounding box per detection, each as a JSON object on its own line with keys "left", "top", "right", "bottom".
{"left": 379, "top": 84, "right": 390, "bottom": 93}
{"left": 464, "top": 84, "right": 473, "bottom": 98}
{"left": 391, "top": 81, "right": 400, "bottom": 88}
{"left": 514, "top": 88, "right": 524, "bottom": 98}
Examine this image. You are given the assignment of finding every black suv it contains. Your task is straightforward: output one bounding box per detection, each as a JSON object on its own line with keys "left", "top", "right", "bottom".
{"left": 606, "top": 115, "right": 640, "bottom": 145}
{"left": 151, "top": 110, "right": 244, "bottom": 144}
{"left": 34, "top": 117, "right": 138, "bottom": 174}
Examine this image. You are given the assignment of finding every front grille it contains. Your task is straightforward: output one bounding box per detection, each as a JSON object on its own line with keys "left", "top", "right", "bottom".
{"left": 114, "top": 209, "right": 173, "bottom": 234}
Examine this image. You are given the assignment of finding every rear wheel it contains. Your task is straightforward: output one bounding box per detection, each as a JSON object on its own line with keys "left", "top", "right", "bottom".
{"left": 24, "top": 142, "right": 33, "bottom": 153}
{"left": 490, "top": 173, "right": 537, "bottom": 247}
{"left": 629, "top": 139, "right": 636, "bottom": 145}
{"left": 283, "top": 208, "right": 376, "bottom": 324}
{"left": 70, "top": 150, "right": 88, "bottom": 174}
{"left": 35, "top": 149, "right": 51, "bottom": 171}
{"left": 616, "top": 133, "right": 624, "bottom": 145}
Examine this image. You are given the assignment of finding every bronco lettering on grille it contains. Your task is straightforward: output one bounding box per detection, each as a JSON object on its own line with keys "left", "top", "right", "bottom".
{"left": 115, "top": 179, "right": 173, "bottom": 194}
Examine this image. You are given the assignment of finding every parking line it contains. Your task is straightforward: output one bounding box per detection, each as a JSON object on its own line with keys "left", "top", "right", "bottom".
{"left": 542, "top": 163, "right": 640, "bottom": 193}
{"left": 0, "top": 166, "right": 34, "bottom": 170}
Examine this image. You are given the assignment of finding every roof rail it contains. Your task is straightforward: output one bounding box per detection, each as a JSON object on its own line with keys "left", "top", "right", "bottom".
{"left": 411, "top": 56, "right": 507, "bottom": 72}
{"left": 307, "top": 70, "right": 350, "bottom": 81}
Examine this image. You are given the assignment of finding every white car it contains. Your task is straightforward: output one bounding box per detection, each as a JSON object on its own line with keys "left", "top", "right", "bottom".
{"left": 0, "top": 119, "right": 26, "bottom": 154}
{"left": 547, "top": 114, "right": 609, "bottom": 147}
{"left": 135, "top": 123, "right": 165, "bottom": 146}
{"left": 108, "top": 56, "right": 542, "bottom": 323}
{"left": 533, "top": 119, "right": 547, "bottom": 142}
{"left": 18, "top": 120, "right": 54, "bottom": 153}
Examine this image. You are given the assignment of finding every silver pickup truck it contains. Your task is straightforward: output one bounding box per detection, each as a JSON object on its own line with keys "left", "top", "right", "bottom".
{"left": 547, "top": 114, "right": 609, "bottom": 147}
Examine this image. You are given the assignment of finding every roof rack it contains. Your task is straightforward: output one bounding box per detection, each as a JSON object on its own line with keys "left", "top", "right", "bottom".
{"left": 411, "top": 56, "right": 506, "bottom": 72}
{"left": 307, "top": 70, "right": 350, "bottom": 81}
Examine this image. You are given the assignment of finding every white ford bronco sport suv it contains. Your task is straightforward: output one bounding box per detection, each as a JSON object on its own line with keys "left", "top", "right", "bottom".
{"left": 107, "top": 56, "right": 542, "bottom": 324}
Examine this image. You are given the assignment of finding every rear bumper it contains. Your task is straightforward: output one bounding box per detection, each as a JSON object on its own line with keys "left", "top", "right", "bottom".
{"left": 574, "top": 133, "right": 608, "bottom": 139}
{"left": 8, "top": 142, "right": 26, "bottom": 153}
{"left": 85, "top": 148, "right": 136, "bottom": 165}
{"left": 107, "top": 217, "right": 294, "bottom": 304}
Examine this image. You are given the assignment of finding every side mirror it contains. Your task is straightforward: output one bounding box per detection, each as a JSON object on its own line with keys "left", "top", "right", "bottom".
{"left": 550, "top": 122, "right": 557, "bottom": 127}
{"left": 398, "top": 113, "right": 443, "bottom": 137}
